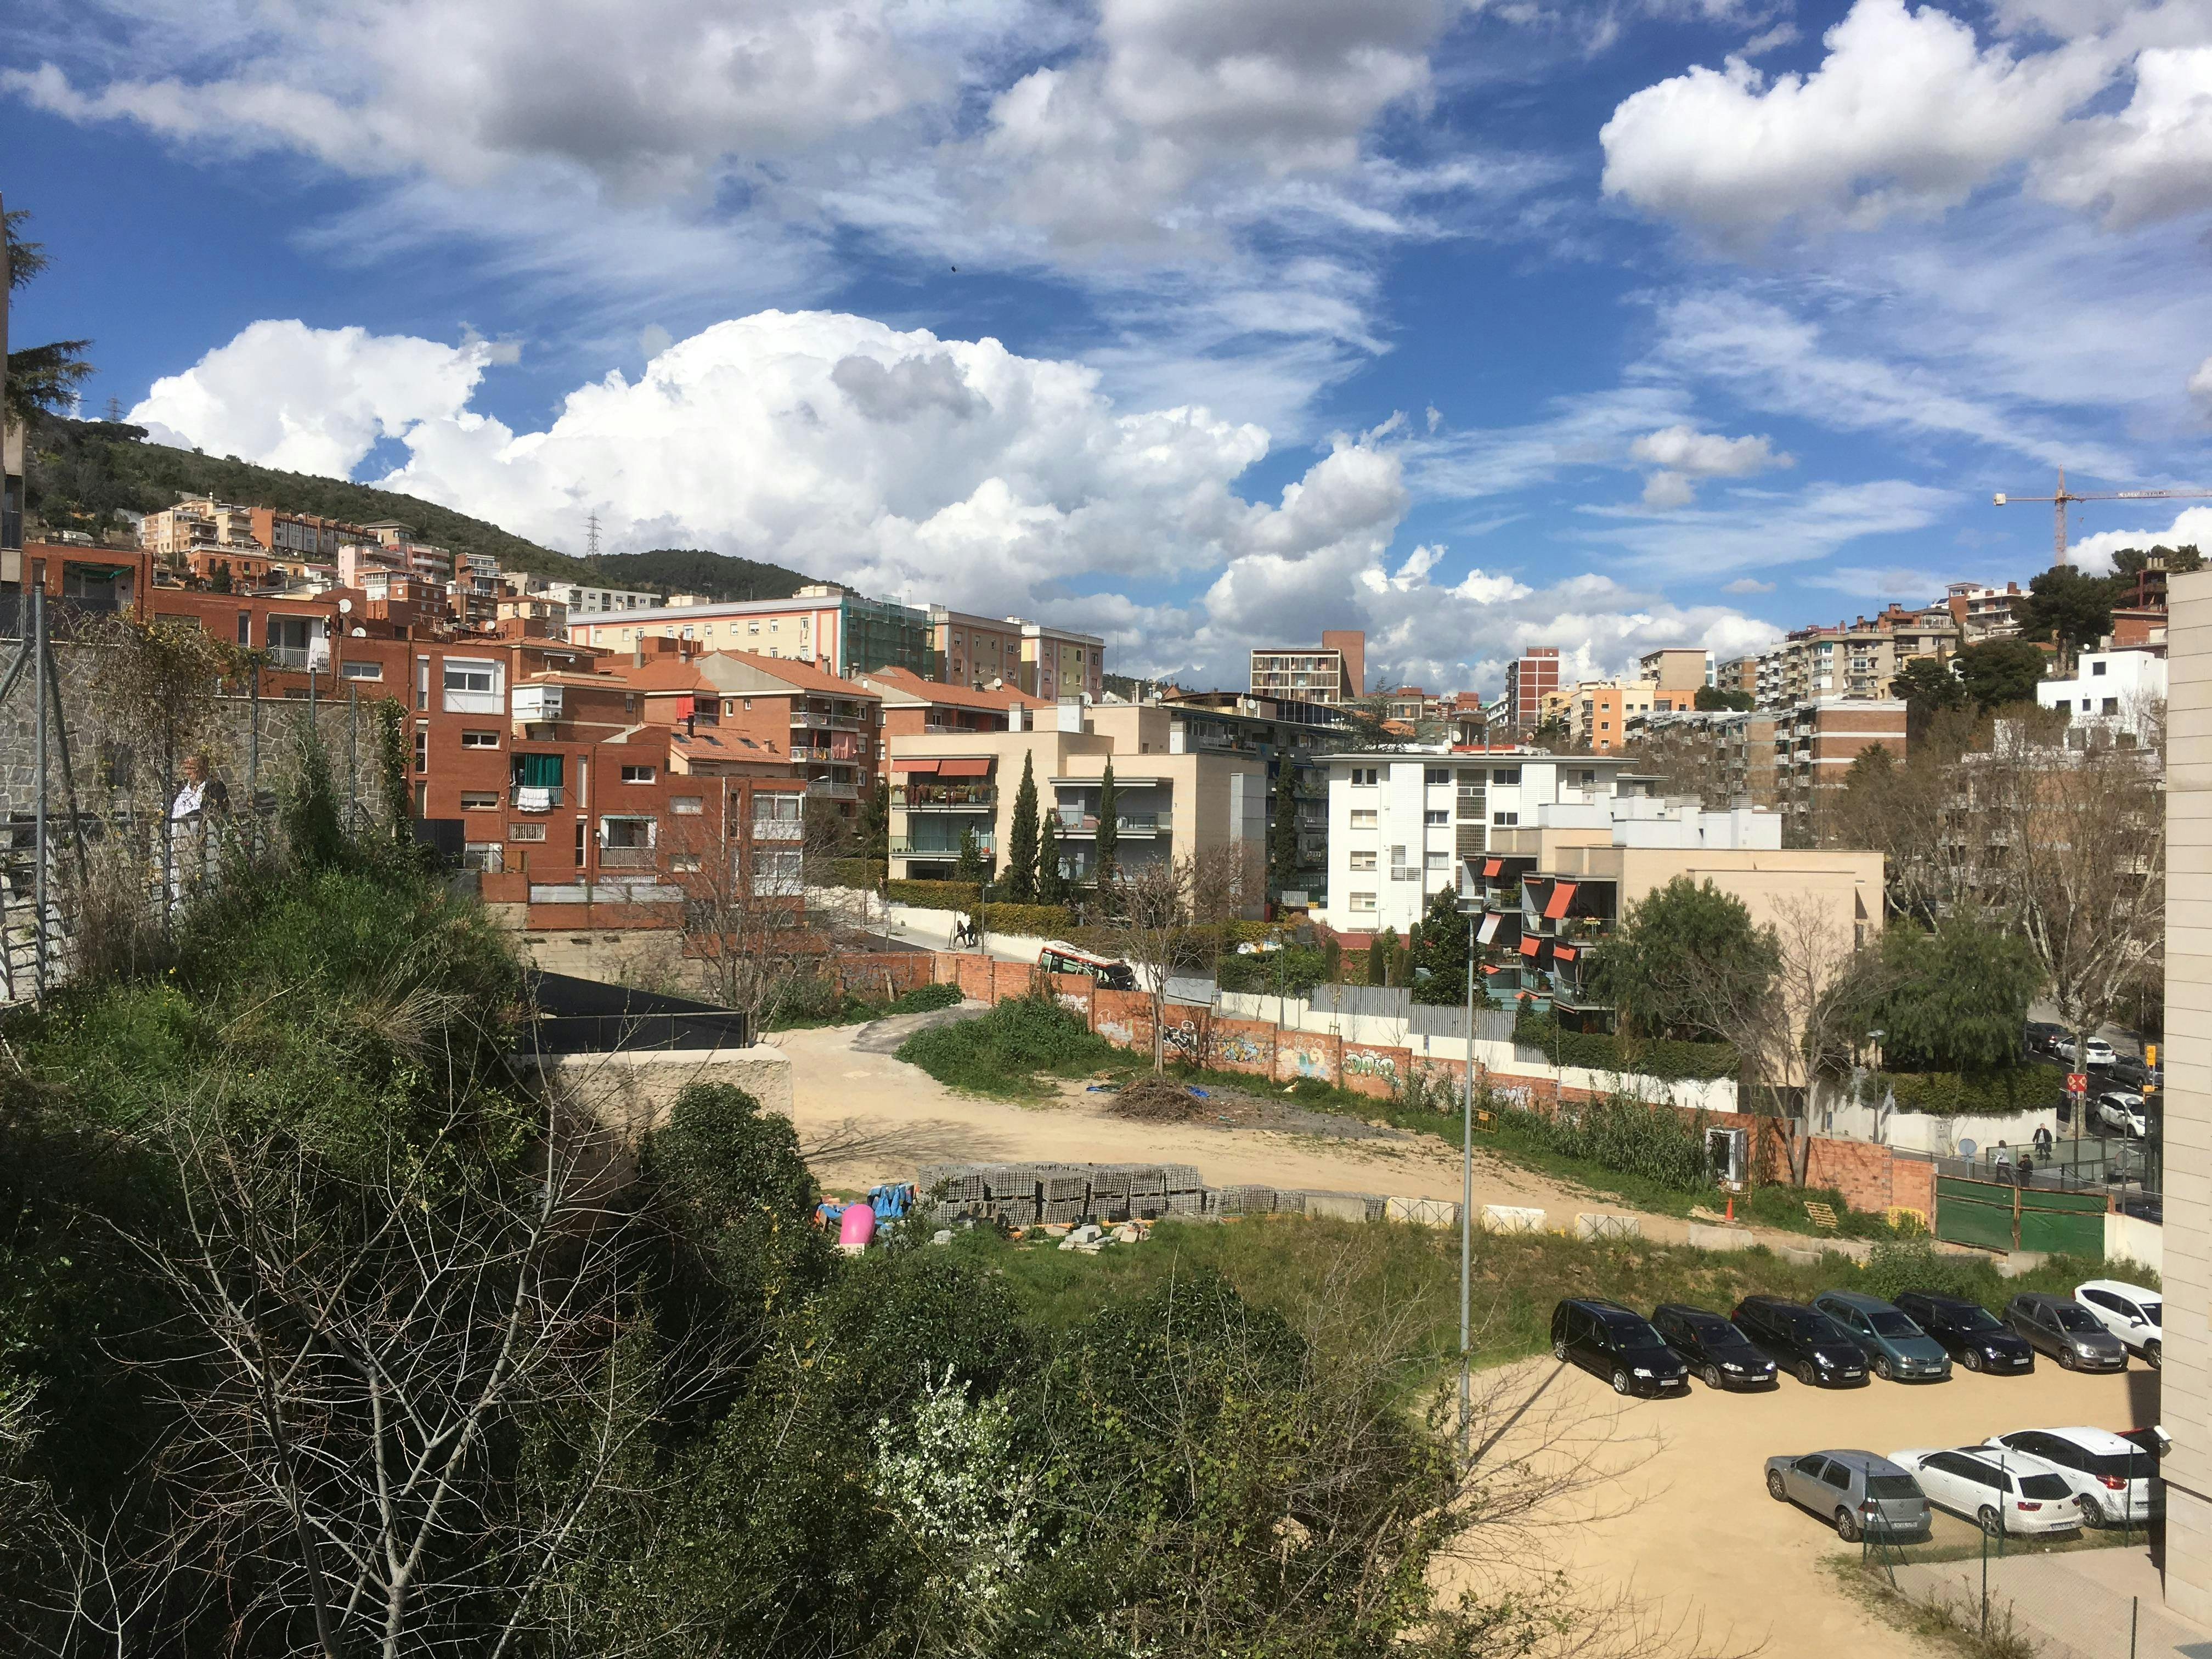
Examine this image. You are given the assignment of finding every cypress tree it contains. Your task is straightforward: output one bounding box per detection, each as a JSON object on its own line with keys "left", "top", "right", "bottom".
{"left": 1266, "top": 759, "right": 1300, "bottom": 899}
{"left": 1005, "top": 752, "right": 1039, "bottom": 904}
{"left": 1037, "top": 809, "right": 1065, "bottom": 906}
{"left": 1094, "top": 760, "right": 1119, "bottom": 899}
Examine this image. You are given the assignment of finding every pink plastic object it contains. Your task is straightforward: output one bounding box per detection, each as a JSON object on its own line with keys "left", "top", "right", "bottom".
{"left": 837, "top": 1204, "right": 877, "bottom": 1248}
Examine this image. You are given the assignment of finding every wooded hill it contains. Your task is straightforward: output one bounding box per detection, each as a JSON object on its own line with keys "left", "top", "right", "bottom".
{"left": 20, "top": 413, "right": 817, "bottom": 599}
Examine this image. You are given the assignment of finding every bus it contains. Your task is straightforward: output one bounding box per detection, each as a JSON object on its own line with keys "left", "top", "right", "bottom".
{"left": 1037, "top": 940, "right": 1137, "bottom": 991}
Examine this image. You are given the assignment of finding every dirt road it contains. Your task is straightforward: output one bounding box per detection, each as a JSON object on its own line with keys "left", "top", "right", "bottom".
{"left": 772, "top": 1013, "right": 1815, "bottom": 1250}
{"left": 1469, "top": 1352, "right": 2163, "bottom": 1656}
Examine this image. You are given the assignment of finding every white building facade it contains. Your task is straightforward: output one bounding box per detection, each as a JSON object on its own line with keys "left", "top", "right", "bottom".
{"left": 2036, "top": 647, "right": 2167, "bottom": 742}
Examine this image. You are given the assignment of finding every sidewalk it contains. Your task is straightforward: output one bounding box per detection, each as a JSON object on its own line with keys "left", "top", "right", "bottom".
{"left": 1897, "top": 1545, "right": 2209, "bottom": 1658}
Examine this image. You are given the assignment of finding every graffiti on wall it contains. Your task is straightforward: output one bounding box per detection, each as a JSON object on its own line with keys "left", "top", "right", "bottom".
{"left": 1054, "top": 992, "right": 1088, "bottom": 1018}
{"left": 1164, "top": 1017, "right": 1204, "bottom": 1062}
{"left": 1216, "top": 1032, "right": 1266, "bottom": 1066}
{"left": 1491, "top": 1082, "right": 1533, "bottom": 1109}
{"left": 1285, "top": 1047, "right": 1330, "bottom": 1081}
{"left": 1096, "top": 1018, "right": 1135, "bottom": 1048}
{"left": 1343, "top": 1051, "right": 1398, "bottom": 1082}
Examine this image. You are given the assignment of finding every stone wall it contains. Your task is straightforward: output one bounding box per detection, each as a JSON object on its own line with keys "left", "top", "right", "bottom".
{"left": 540, "top": 1046, "right": 795, "bottom": 1141}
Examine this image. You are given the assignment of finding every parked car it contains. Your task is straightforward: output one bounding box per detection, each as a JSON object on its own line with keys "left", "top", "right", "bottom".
{"left": 2054, "top": 1035, "right": 2117, "bottom": 1068}
{"left": 2116, "top": 1192, "right": 2164, "bottom": 1223}
{"left": 1812, "top": 1291, "right": 1953, "bottom": 1383}
{"left": 2004, "top": 1293, "right": 2129, "bottom": 1371}
{"left": 1550, "top": 1299, "right": 1691, "bottom": 1396}
{"left": 2108, "top": 1056, "right": 2162, "bottom": 1092}
{"left": 2024, "top": 1020, "right": 2067, "bottom": 1057}
{"left": 1889, "top": 1446, "right": 2081, "bottom": 1537}
{"left": 1893, "top": 1291, "right": 2036, "bottom": 1374}
{"left": 1730, "top": 1296, "right": 1869, "bottom": 1387}
{"left": 2074, "top": 1280, "right": 2162, "bottom": 1368}
{"left": 1764, "top": 1449, "right": 1929, "bottom": 1542}
{"left": 1651, "top": 1303, "right": 1779, "bottom": 1391}
{"left": 1983, "top": 1427, "right": 2163, "bottom": 1528}
{"left": 2095, "top": 1092, "right": 2154, "bottom": 1138}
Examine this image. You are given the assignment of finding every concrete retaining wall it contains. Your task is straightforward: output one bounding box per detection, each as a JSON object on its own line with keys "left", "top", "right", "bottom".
{"left": 2107, "top": 1211, "right": 2163, "bottom": 1277}
{"left": 541, "top": 1046, "right": 795, "bottom": 1140}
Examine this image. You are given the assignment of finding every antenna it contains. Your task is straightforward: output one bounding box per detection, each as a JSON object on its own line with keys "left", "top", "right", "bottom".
{"left": 104, "top": 396, "right": 123, "bottom": 422}
{"left": 584, "top": 510, "right": 601, "bottom": 560}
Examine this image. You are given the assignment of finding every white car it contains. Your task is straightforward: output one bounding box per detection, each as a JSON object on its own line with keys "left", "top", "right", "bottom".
{"left": 2074, "top": 1281, "right": 2162, "bottom": 1368}
{"left": 2056, "top": 1036, "right": 2118, "bottom": 1068}
{"left": 2095, "top": 1091, "right": 2151, "bottom": 1136}
{"left": 1888, "top": 1446, "right": 2083, "bottom": 1537}
{"left": 1983, "top": 1426, "right": 2163, "bottom": 1527}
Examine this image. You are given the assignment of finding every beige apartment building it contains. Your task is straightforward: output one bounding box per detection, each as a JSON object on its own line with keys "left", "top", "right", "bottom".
{"left": 2159, "top": 568, "right": 2210, "bottom": 1623}
{"left": 886, "top": 701, "right": 1264, "bottom": 893}
{"left": 1637, "top": 647, "right": 1710, "bottom": 710}
{"left": 1754, "top": 610, "right": 1959, "bottom": 710}
{"left": 1250, "top": 629, "right": 1365, "bottom": 705}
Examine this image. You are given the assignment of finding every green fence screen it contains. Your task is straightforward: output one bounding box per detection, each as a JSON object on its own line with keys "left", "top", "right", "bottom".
{"left": 1936, "top": 1176, "right": 2106, "bottom": 1256}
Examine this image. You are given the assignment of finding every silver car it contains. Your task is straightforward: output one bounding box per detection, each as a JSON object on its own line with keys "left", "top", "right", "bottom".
{"left": 2004, "top": 1293, "right": 2129, "bottom": 1371}
{"left": 1764, "top": 1448, "right": 1929, "bottom": 1542}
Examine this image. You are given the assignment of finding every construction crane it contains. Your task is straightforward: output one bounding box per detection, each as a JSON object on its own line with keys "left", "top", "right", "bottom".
{"left": 1994, "top": 467, "right": 2212, "bottom": 568}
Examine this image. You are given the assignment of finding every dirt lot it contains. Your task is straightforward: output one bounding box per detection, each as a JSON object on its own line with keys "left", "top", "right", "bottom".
{"left": 1469, "top": 1351, "right": 2165, "bottom": 1657}
{"left": 774, "top": 1015, "right": 1811, "bottom": 1248}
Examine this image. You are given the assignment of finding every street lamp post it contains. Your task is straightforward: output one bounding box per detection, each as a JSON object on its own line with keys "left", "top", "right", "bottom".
{"left": 1459, "top": 903, "right": 1476, "bottom": 1469}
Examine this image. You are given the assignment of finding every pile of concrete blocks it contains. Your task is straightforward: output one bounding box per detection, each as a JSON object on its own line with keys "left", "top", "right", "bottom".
{"left": 1217, "top": 1184, "right": 1279, "bottom": 1214}
{"left": 917, "top": 1161, "right": 1217, "bottom": 1227}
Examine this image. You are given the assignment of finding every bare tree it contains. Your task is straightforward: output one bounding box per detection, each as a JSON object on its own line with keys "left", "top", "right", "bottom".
{"left": 1820, "top": 704, "right": 1979, "bottom": 922}
{"left": 1099, "top": 843, "right": 1257, "bottom": 1074}
{"left": 1957, "top": 713, "right": 2164, "bottom": 1130}
{"left": 93, "top": 1099, "right": 684, "bottom": 1659}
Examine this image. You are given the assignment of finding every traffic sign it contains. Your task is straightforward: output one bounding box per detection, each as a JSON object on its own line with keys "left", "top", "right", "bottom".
{"left": 2066, "top": 1072, "right": 2089, "bottom": 1095}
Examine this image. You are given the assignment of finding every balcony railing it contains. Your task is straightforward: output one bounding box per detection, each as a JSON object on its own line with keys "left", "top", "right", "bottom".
{"left": 891, "top": 831, "right": 995, "bottom": 857}
{"left": 597, "top": 845, "right": 657, "bottom": 870}
{"left": 891, "top": 785, "right": 997, "bottom": 810}
{"left": 792, "top": 710, "right": 865, "bottom": 730}
{"left": 1054, "top": 811, "right": 1170, "bottom": 837}
{"left": 806, "top": 781, "right": 860, "bottom": 802}
{"left": 510, "top": 785, "right": 565, "bottom": 809}
{"left": 751, "top": 817, "right": 805, "bottom": 840}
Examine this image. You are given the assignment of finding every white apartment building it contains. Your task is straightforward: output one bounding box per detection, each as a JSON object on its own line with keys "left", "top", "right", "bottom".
{"left": 2036, "top": 647, "right": 2167, "bottom": 741}
{"left": 1319, "top": 748, "right": 1644, "bottom": 934}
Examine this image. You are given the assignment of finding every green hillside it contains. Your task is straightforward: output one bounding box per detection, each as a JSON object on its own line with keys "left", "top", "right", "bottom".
{"left": 19, "top": 414, "right": 817, "bottom": 597}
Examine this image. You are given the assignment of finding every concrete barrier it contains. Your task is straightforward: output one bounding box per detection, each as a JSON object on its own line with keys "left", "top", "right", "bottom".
{"left": 1685, "top": 1223, "right": 1755, "bottom": 1252}
{"left": 1576, "top": 1212, "right": 1641, "bottom": 1242}
{"left": 1302, "top": 1192, "right": 1377, "bottom": 1223}
{"left": 1387, "top": 1195, "right": 1462, "bottom": 1227}
{"left": 1481, "top": 1204, "right": 1547, "bottom": 1234}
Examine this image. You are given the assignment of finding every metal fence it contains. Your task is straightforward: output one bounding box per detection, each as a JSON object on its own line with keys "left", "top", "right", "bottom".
{"left": 1863, "top": 1504, "right": 2171, "bottom": 1657}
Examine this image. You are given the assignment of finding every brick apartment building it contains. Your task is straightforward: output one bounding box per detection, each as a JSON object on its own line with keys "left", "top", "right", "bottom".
{"left": 1502, "top": 647, "right": 1561, "bottom": 735}
{"left": 1250, "top": 629, "right": 1365, "bottom": 705}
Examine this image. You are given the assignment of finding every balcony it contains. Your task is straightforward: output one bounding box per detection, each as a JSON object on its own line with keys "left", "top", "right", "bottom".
{"left": 891, "top": 830, "right": 995, "bottom": 857}
{"left": 512, "top": 684, "right": 564, "bottom": 722}
{"left": 891, "top": 784, "right": 997, "bottom": 810}
{"left": 806, "top": 781, "right": 860, "bottom": 802}
{"left": 1054, "top": 811, "right": 1170, "bottom": 838}
{"left": 597, "top": 845, "right": 657, "bottom": 870}
{"left": 792, "top": 709, "right": 865, "bottom": 731}
{"left": 791, "top": 744, "right": 862, "bottom": 765}
{"left": 751, "top": 817, "right": 805, "bottom": 840}
{"left": 509, "top": 786, "right": 565, "bottom": 809}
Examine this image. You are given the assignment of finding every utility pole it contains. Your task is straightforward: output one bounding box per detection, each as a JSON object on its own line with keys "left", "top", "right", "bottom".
{"left": 584, "top": 510, "right": 601, "bottom": 561}
{"left": 1459, "top": 902, "right": 1475, "bottom": 1469}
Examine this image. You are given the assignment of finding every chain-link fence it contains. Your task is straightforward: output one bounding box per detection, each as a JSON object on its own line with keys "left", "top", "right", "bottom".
{"left": 1863, "top": 1503, "right": 2178, "bottom": 1657}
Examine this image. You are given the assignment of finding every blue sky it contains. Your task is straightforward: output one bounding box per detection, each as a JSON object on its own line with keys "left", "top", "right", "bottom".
{"left": 8, "top": 0, "right": 2211, "bottom": 692}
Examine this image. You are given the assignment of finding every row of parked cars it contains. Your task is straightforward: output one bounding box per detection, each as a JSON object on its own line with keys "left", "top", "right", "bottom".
{"left": 1550, "top": 1279, "right": 2161, "bottom": 1397}
{"left": 1765, "top": 1427, "right": 2164, "bottom": 1542}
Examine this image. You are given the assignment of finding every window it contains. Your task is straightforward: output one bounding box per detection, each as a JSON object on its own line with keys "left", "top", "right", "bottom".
{"left": 414, "top": 727, "right": 428, "bottom": 773}
{"left": 1493, "top": 766, "right": 1521, "bottom": 785}
{"left": 748, "top": 620, "right": 760, "bottom": 634}
{"left": 460, "top": 791, "right": 498, "bottom": 810}
{"left": 462, "top": 843, "right": 503, "bottom": 872}
{"left": 1425, "top": 850, "right": 1448, "bottom": 870}
{"left": 769, "top": 618, "right": 779, "bottom": 632}
{"left": 1348, "top": 849, "right": 1376, "bottom": 870}
{"left": 1350, "top": 767, "right": 1378, "bottom": 786}
{"left": 444, "top": 661, "right": 496, "bottom": 694}
{"left": 509, "top": 822, "right": 546, "bottom": 842}
{"left": 2092, "top": 660, "right": 2108, "bottom": 676}
{"left": 441, "top": 656, "right": 502, "bottom": 713}
{"left": 341, "top": 661, "right": 382, "bottom": 680}
{"left": 1492, "top": 811, "right": 1517, "bottom": 826}
{"left": 461, "top": 731, "right": 499, "bottom": 749}
{"left": 620, "top": 765, "right": 656, "bottom": 784}
{"left": 1425, "top": 808, "right": 1448, "bottom": 825}
{"left": 752, "top": 847, "right": 804, "bottom": 896}
{"left": 2102, "top": 697, "right": 2119, "bottom": 715}
{"left": 753, "top": 792, "right": 803, "bottom": 823}
{"left": 1425, "top": 766, "right": 1450, "bottom": 785}
{"left": 1349, "top": 808, "right": 1378, "bottom": 829}
{"left": 1348, "top": 890, "right": 1376, "bottom": 913}
{"left": 672, "top": 795, "right": 704, "bottom": 815}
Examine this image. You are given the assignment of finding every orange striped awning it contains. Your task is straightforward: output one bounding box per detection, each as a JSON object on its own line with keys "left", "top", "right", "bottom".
{"left": 1553, "top": 944, "right": 1577, "bottom": 962}
{"left": 891, "top": 758, "right": 940, "bottom": 773}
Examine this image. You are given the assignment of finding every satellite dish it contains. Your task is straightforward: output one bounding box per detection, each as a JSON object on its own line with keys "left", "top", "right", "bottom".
{"left": 338, "top": 597, "right": 353, "bottom": 613}
{"left": 351, "top": 626, "right": 367, "bottom": 637}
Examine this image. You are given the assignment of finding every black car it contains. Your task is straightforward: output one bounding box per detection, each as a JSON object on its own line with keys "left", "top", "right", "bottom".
{"left": 2024, "top": 1020, "right": 2066, "bottom": 1058}
{"left": 1894, "top": 1291, "right": 2036, "bottom": 1375}
{"left": 1730, "top": 1295, "right": 1869, "bottom": 1387}
{"left": 1551, "top": 1298, "right": 1691, "bottom": 1396}
{"left": 1652, "top": 1302, "right": 1779, "bottom": 1390}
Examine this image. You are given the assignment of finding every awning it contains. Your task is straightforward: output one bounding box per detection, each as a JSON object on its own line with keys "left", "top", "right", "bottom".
{"left": 1476, "top": 913, "right": 1500, "bottom": 945}
{"left": 937, "top": 758, "right": 991, "bottom": 777}
{"left": 1518, "top": 935, "right": 1541, "bottom": 958}
{"left": 1481, "top": 963, "right": 1502, "bottom": 976}
{"left": 1543, "top": 880, "right": 1577, "bottom": 920}
{"left": 1552, "top": 944, "right": 1577, "bottom": 962}
{"left": 891, "top": 758, "right": 940, "bottom": 774}
{"left": 1482, "top": 857, "right": 1503, "bottom": 877}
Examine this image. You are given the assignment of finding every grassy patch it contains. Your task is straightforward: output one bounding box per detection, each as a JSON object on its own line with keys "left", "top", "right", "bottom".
{"left": 896, "top": 995, "right": 1131, "bottom": 1099}
{"left": 765, "top": 977, "right": 968, "bottom": 1031}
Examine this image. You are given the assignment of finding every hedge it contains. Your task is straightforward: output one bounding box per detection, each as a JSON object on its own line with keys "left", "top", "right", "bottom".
{"left": 1511, "top": 1007, "right": 1737, "bottom": 1083}
{"left": 981, "top": 902, "right": 1075, "bottom": 937}
{"left": 1216, "top": 945, "right": 1328, "bottom": 996}
{"left": 826, "top": 857, "right": 888, "bottom": 889}
{"left": 885, "top": 878, "right": 982, "bottom": 910}
{"left": 1876, "top": 1063, "right": 2066, "bottom": 1116}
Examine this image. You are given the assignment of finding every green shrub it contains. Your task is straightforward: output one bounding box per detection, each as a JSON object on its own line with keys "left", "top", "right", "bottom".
{"left": 886, "top": 981, "right": 963, "bottom": 1014}
{"left": 1511, "top": 1006, "right": 1736, "bottom": 1082}
{"left": 1489, "top": 1094, "right": 1711, "bottom": 1191}
{"left": 1876, "top": 1064, "right": 2064, "bottom": 1116}
{"left": 824, "top": 857, "right": 887, "bottom": 890}
{"left": 895, "top": 995, "right": 1125, "bottom": 1098}
{"left": 885, "top": 877, "right": 981, "bottom": 910}
{"left": 979, "top": 901, "right": 1073, "bottom": 937}
{"left": 1215, "top": 945, "right": 1327, "bottom": 996}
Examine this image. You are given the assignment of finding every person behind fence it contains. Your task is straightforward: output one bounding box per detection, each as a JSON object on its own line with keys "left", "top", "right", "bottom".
{"left": 1993, "top": 1139, "right": 2012, "bottom": 1171}
{"left": 169, "top": 753, "right": 230, "bottom": 903}
{"left": 2033, "top": 1122, "right": 2054, "bottom": 1165}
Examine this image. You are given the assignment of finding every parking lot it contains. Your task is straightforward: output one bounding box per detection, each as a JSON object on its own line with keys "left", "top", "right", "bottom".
{"left": 1478, "top": 1349, "right": 2168, "bottom": 1657}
